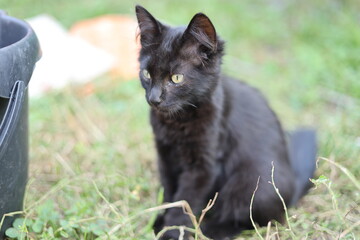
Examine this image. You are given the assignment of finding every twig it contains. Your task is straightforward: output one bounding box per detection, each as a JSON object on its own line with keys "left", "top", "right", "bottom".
{"left": 25, "top": 178, "right": 71, "bottom": 214}
{"left": 198, "top": 192, "right": 218, "bottom": 227}
{"left": 0, "top": 211, "right": 23, "bottom": 230}
{"left": 265, "top": 221, "right": 272, "bottom": 240}
{"left": 274, "top": 222, "right": 280, "bottom": 240}
{"left": 319, "top": 157, "right": 360, "bottom": 191}
{"left": 197, "top": 193, "right": 218, "bottom": 240}
{"left": 179, "top": 226, "right": 185, "bottom": 240}
{"left": 250, "top": 176, "right": 264, "bottom": 240}
{"left": 55, "top": 153, "right": 76, "bottom": 176}
{"left": 144, "top": 200, "right": 197, "bottom": 227}
{"left": 270, "top": 161, "right": 296, "bottom": 239}
{"left": 155, "top": 225, "right": 198, "bottom": 240}
{"left": 144, "top": 195, "right": 217, "bottom": 240}
{"left": 339, "top": 219, "right": 360, "bottom": 238}
{"left": 93, "top": 180, "right": 122, "bottom": 219}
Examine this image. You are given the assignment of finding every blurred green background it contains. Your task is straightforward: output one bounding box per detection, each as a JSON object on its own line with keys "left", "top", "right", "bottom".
{"left": 0, "top": 0, "right": 359, "bottom": 239}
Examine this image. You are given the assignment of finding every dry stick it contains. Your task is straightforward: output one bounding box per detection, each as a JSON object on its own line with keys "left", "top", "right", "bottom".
{"left": 319, "top": 157, "right": 356, "bottom": 228}
{"left": 339, "top": 219, "right": 360, "bottom": 238}
{"left": 0, "top": 211, "right": 23, "bottom": 230}
{"left": 179, "top": 226, "right": 185, "bottom": 240}
{"left": 144, "top": 195, "right": 217, "bottom": 240}
{"left": 106, "top": 223, "right": 122, "bottom": 237}
{"left": 270, "top": 161, "right": 296, "bottom": 239}
{"left": 145, "top": 201, "right": 200, "bottom": 239}
{"left": 144, "top": 200, "right": 197, "bottom": 228}
{"left": 155, "top": 226, "right": 198, "bottom": 240}
{"left": 68, "top": 93, "right": 105, "bottom": 141}
{"left": 55, "top": 153, "right": 76, "bottom": 176}
{"left": 274, "top": 222, "right": 280, "bottom": 240}
{"left": 268, "top": 232, "right": 279, "bottom": 240}
{"left": 25, "top": 178, "right": 71, "bottom": 213}
{"left": 319, "top": 157, "right": 360, "bottom": 191}
{"left": 249, "top": 176, "right": 264, "bottom": 240}
{"left": 107, "top": 200, "right": 192, "bottom": 235}
{"left": 92, "top": 180, "right": 122, "bottom": 219}
{"left": 196, "top": 192, "right": 218, "bottom": 240}
{"left": 198, "top": 192, "right": 218, "bottom": 227}
{"left": 265, "top": 221, "right": 272, "bottom": 240}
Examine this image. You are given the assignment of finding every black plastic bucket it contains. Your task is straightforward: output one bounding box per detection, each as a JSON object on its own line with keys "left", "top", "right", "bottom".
{"left": 0, "top": 11, "right": 40, "bottom": 237}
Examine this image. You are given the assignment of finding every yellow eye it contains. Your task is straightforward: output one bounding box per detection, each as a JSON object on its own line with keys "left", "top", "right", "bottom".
{"left": 171, "top": 74, "right": 184, "bottom": 84}
{"left": 142, "top": 69, "right": 151, "bottom": 79}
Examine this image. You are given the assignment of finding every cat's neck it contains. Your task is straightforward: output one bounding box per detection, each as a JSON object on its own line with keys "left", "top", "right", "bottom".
{"left": 151, "top": 103, "right": 207, "bottom": 123}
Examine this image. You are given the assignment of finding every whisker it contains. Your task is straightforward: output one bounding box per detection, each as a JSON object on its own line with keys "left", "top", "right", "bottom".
{"left": 180, "top": 100, "right": 198, "bottom": 109}
{"left": 186, "top": 102, "right": 197, "bottom": 108}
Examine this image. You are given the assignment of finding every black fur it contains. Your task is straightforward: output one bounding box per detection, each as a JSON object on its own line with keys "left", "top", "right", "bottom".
{"left": 135, "top": 6, "right": 316, "bottom": 240}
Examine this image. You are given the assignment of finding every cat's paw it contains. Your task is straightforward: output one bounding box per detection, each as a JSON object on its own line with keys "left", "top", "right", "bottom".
{"left": 157, "top": 229, "right": 181, "bottom": 240}
{"left": 157, "top": 228, "right": 194, "bottom": 240}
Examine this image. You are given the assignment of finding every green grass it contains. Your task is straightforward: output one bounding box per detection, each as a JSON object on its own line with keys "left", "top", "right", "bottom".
{"left": 1, "top": 0, "right": 359, "bottom": 239}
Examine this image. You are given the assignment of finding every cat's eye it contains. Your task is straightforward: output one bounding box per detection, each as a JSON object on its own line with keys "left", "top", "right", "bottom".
{"left": 171, "top": 74, "right": 184, "bottom": 84}
{"left": 142, "top": 69, "right": 151, "bottom": 80}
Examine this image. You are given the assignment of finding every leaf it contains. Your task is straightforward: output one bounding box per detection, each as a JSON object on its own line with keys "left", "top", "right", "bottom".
{"left": 37, "top": 200, "right": 60, "bottom": 224}
{"left": 5, "top": 227, "right": 19, "bottom": 238}
{"left": 32, "top": 219, "right": 44, "bottom": 233}
{"left": 60, "top": 220, "right": 69, "bottom": 228}
{"left": 12, "top": 218, "right": 32, "bottom": 229}
{"left": 48, "top": 226, "right": 54, "bottom": 237}
{"left": 90, "top": 222, "right": 106, "bottom": 236}
{"left": 12, "top": 218, "right": 25, "bottom": 229}
{"left": 60, "top": 230, "right": 69, "bottom": 238}
{"left": 311, "top": 175, "right": 330, "bottom": 187}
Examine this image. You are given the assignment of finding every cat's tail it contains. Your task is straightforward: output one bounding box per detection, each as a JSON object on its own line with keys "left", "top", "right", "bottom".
{"left": 287, "top": 128, "right": 317, "bottom": 206}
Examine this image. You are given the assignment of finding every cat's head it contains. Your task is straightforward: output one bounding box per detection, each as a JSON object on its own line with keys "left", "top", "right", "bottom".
{"left": 135, "top": 5, "right": 224, "bottom": 115}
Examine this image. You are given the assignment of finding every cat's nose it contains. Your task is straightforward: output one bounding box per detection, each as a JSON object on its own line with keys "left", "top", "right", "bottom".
{"left": 149, "top": 87, "right": 163, "bottom": 106}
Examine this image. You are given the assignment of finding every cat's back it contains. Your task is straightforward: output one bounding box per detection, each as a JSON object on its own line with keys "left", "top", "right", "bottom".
{"left": 220, "top": 75, "right": 290, "bottom": 168}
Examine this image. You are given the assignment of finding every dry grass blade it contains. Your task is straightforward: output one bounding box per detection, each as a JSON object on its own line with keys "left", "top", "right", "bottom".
{"left": 67, "top": 93, "right": 105, "bottom": 141}
{"left": 319, "top": 157, "right": 360, "bottom": 191}
{"left": 249, "top": 176, "right": 264, "bottom": 240}
{"left": 144, "top": 200, "right": 199, "bottom": 239}
{"left": 265, "top": 221, "right": 272, "bottom": 240}
{"left": 339, "top": 219, "right": 360, "bottom": 238}
{"left": 198, "top": 192, "right": 218, "bottom": 227}
{"left": 179, "top": 226, "right": 185, "bottom": 240}
{"left": 143, "top": 195, "right": 218, "bottom": 240}
{"left": 144, "top": 200, "right": 197, "bottom": 228}
{"left": 270, "top": 161, "right": 296, "bottom": 239}
{"left": 0, "top": 211, "right": 23, "bottom": 230}
{"left": 155, "top": 226, "right": 198, "bottom": 240}
{"left": 25, "top": 178, "right": 71, "bottom": 214}
{"left": 92, "top": 180, "right": 122, "bottom": 219}
{"left": 55, "top": 153, "right": 75, "bottom": 176}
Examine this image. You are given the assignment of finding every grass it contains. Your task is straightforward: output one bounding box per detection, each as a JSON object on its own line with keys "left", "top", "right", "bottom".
{"left": 0, "top": 0, "right": 359, "bottom": 239}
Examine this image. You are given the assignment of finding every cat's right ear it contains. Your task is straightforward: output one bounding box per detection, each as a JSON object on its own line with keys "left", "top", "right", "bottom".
{"left": 183, "top": 13, "right": 217, "bottom": 53}
{"left": 135, "top": 5, "right": 163, "bottom": 48}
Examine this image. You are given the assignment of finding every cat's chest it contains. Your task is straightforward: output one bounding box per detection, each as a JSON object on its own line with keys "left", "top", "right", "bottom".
{"left": 150, "top": 104, "right": 220, "bottom": 146}
{"left": 153, "top": 119, "right": 203, "bottom": 144}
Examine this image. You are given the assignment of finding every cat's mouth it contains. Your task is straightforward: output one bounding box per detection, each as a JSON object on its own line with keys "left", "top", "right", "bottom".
{"left": 153, "top": 105, "right": 175, "bottom": 113}
{"left": 151, "top": 103, "right": 182, "bottom": 114}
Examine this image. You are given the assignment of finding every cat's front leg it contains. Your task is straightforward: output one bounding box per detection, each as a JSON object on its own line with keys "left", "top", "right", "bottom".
{"left": 161, "top": 164, "right": 217, "bottom": 238}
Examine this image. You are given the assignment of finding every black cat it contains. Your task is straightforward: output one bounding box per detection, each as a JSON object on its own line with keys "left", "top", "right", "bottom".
{"left": 135, "top": 5, "right": 316, "bottom": 240}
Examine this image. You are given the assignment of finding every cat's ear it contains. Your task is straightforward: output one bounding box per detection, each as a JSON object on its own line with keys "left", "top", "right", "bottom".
{"left": 183, "top": 13, "right": 217, "bottom": 52}
{"left": 135, "top": 5, "right": 163, "bottom": 48}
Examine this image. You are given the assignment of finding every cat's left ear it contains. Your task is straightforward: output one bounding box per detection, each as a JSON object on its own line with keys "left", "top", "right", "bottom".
{"left": 135, "top": 5, "right": 164, "bottom": 48}
{"left": 183, "top": 13, "right": 217, "bottom": 52}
